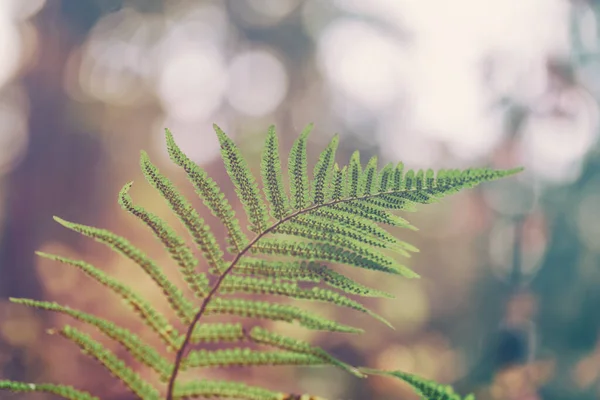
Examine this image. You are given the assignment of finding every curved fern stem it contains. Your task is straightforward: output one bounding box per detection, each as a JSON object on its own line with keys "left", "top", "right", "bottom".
{"left": 166, "top": 190, "right": 402, "bottom": 399}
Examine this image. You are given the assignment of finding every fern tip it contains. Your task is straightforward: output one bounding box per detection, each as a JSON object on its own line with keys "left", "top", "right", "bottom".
{"left": 52, "top": 216, "right": 69, "bottom": 226}
{"left": 367, "top": 310, "right": 395, "bottom": 330}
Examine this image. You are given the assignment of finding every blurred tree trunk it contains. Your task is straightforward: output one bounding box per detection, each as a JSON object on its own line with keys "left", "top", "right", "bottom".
{"left": 0, "top": 0, "right": 107, "bottom": 384}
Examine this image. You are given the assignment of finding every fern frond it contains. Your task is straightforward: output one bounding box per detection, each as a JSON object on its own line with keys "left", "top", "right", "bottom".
{"left": 232, "top": 258, "right": 393, "bottom": 298}
{"left": 272, "top": 220, "right": 405, "bottom": 266}
{"left": 288, "top": 124, "right": 313, "bottom": 209}
{"left": 118, "top": 182, "right": 209, "bottom": 298}
{"left": 327, "top": 201, "right": 415, "bottom": 230}
{"left": 393, "top": 162, "right": 404, "bottom": 190}
{"left": 347, "top": 151, "right": 362, "bottom": 197}
{"left": 189, "top": 323, "right": 245, "bottom": 344}
{"left": 214, "top": 124, "right": 269, "bottom": 233}
{"left": 10, "top": 298, "right": 173, "bottom": 381}
{"left": 360, "top": 369, "right": 475, "bottom": 400}
{"left": 261, "top": 125, "right": 290, "bottom": 220}
{"left": 248, "top": 327, "right": 363, "bottom": 377}
{"left": 359, "top": 155, "right": 378, "bottom": 195}
{"left": 309, "top": 207, "right": 415, "bottom": 253}
{"left": 53, "top": 325, "right": 160, "bottom": 400}
{"left": 182, "top": 348, "right": 323, "bottom": 369}
{"left": 204, "top": 298, "right": 363, "bottom": 333}
{"left": 53, "top": 217, "right": 194, "bottom": 323}
{"left": 0, "top": 123, "right": 521, "bottom": 400}
{"left": 330, "top": 164, "right": 345, "bottom": 201}
{"left": 0, "top": 381, "right": 98, "bottom": 400}
{"left": 311, "top": 134, "right": 339, "bottom": 204}
{"left": 217, "top": 275, "right": 393, "bottom": 328}
{"left": 36, "top": 252, "right": 180, "bottom": 348}
{"left": 378, "top": 162, "right": 394, "bottom": 191}
{"left": 173, "top": 380, "right": 288, "bottom": 400}
{"left": 165, "top": 128, "right": 248, "bottom": 252}
{"left": 288, "top": 214, "right": 405, "bottom": 251}
{"left": 140, "top": 151, "right": 226, "bottom": 273}
{"left": 252, "top": 239, "right": 418, "bottom": 277}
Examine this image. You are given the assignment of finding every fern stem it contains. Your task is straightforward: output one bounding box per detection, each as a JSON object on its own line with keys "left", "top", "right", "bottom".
{"left": 165, "top": 191, "right": 390, "bottom": 400}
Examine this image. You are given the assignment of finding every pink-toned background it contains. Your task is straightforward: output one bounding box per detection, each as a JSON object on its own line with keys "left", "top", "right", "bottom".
{"left": 1, "top": 1, "right": 599, "bottom": 399}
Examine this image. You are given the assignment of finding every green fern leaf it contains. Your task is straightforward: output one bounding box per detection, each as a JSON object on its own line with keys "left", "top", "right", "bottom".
{"left": 347, "top": 151, "right": 362, "bottom": 197}
{"left": 10, "top": 298, "right": 173, "bottom": 381}
{"left": 393, "top": 162, "right": 404, "bottom": 190}
{"left": 165, "top": 128, "right": 248, "bottom": 252}
{"left": 252, "top": 239, "right": 418, "bottom": 277}
{"left": 261, "top": 125, "right": 290, "bottom": 220}
{"left": 52, "top": 217, "right": 195, "bottom": 323}
{"left": 36, "top": 252, "right": 180, "bottom": 348}
{"left": 273, "top": 220, "right": 397, "bottom": 257}
{"left": 217, "top": 275, "right": 392, "bottom": 328}
{"left": 283, "top": 214, "right": 396, "bottom": 251}
{"left": 330, "top": 164, "right": 345, "bottom": 201}
{"left": 359, "top": 155, "right": 379, "bottom": 195}
{"left": 214, "top": 123, "right": 269, "bottom": 233}
{"left": 311, "top": 134, "right": 339, "bottom": 204}
{"left": 328, "top": 201, "right": 415, "bottom": 230}
{"left": 140, "top": 151, "right": 226, "bottom": 273}
{"left": 173, "top": 380, "right": 288, "bottom": 400}
{"left": 204, "top": 298, "right": 363, "bottom": 333}
{"left": 361, "top": 368, "right": 475, "bottom": 400}
{"left": 378, "top": 162, "right": 395, "bottom": 191}
{"left": 0, "top": 381, "right": 98, "bottom": 400}
{"left": 288, "top": 124, "right": 313, "bottom": 209}
{"left": 248, "top": 327, "right": 363, "bottom": 377}
{"left": 189, "top": 323, "right": 245, "bottom": 344}
{"left": 232, "top": 258, "right": 393, "bottom": 298}
{"left": 182, "top": 348, "right": 323, "bottom": 369}
{"left": 119, "top": 181, "right": 209, "bottom": 298}
{"left": 309, "top": 207, "right": 415, "bottom": 253}
{"left": 53, "top": 325, "right": 160, "bottom": 400}
{"left": 0, "top": 123, "right": 521, "bottom": 400}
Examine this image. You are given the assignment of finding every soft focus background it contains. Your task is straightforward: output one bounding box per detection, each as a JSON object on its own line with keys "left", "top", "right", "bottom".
{"left": 0, "top": 1, "right": 599, "bottom": 399}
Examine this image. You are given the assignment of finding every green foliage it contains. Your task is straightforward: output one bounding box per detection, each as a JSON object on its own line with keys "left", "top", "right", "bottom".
{"left": 361, "top": 369, "right": 475, "bottom": 400}
{"left": 0, "top": 124, "right": 521, "bottom": 399}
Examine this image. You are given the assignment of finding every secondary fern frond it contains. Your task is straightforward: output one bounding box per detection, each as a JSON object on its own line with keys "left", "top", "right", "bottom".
{"left": 173, "top": 380, "right": 323, "bottom": 400}
{"left": 10, "top": 298, "right": 173, "bottom": 381}
{"left": 35, "top": 252, "right": 180, "bottom": 348}
{"left": 52, "top": 217, "right": 195, "bottom": 323}
{"left": 2, "top": 123, "right": 518, "bottom": 400}
{"left": 261, "top": 125, "right": 290, "bottom": 220}
{"left": 232, "top": 258, "right": 393, "bottom": 298}
{"left": 217, "top": 275, "right": 392, "bottom": 328}
{"left": 182, "top": 348, "right": 324, "bottom": 369}
{"left": 252, "top": 239, "right": 418, "bottom": 277}
{"left": 204, "top": 298, "right": 363, "bottom": 333}
{"left": 347, "top": 151, "right": 362, "bottom": 197}
{"left": 311, "top": 134, "right": 339, "bottom": 204}
{"left": 0, "top": 381, "right": 99, "bottom": 400}
{"left": 360, "top": 369, "right": 475, "bottom": 400}
{"left": 359, "top": 155, "right": 379, "bottom": 195}
{"left": 189, "top": 322, "right": 246, "bottom": 344}
{"left": 53, "top": 326, "right": 161, "bottom": 400}
{"left": 288, "top": 124, "right": 313, "bottom": 209}
{"left": 140, "top": 151, "right": 226, "bottom": 273}
{"left": 118, "top": 182, "right": 209, "bottom": 298}
{"left": 165, "top": 128, "right": 248, "bottom": 252}
{"left": 214, "top": 124, "right": 269, "bottom": 233}
{"left": 248, "top": 327, "right": 363, "bottom": 377}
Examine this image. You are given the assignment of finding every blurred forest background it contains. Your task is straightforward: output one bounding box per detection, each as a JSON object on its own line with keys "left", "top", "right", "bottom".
{"left": 0, "top": 0, "right": 599, "bottom": 399}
